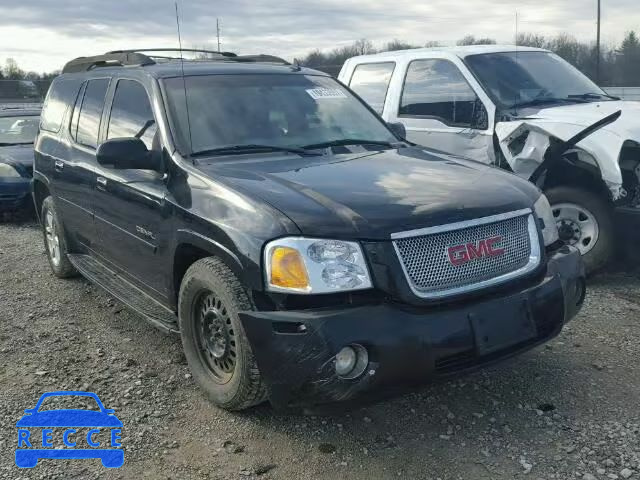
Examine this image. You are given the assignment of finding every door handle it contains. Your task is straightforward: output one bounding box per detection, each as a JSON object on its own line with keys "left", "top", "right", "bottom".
{"left": 96, "top": 177, "right": 108, "bottom": 188}
{"left": 54, "top": 160, "right": 64, "bottom": 172}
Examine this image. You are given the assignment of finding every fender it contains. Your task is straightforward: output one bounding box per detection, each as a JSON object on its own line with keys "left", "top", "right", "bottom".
{"left": 174, "top": 229, "right": 253, "bottom": 290}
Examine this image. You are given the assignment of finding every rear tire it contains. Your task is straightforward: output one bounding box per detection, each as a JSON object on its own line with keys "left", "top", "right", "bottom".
{"left": 178, "top": 257, "right": 267, "bottom": 410}
{"left": 545, "top": 186, "right": 614, "bottom": 274}
{"left": 40, "top": 196, "right": 77, "bottom": 278}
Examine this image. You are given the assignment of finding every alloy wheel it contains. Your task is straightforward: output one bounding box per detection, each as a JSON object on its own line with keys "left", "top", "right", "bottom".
{"left": 45, "top": 210, "right": 61, "bottom": 267}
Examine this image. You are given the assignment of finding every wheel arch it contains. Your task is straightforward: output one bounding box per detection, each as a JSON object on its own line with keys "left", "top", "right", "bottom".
{"left": 541, "top": 154, "right": 612, "bottom": 202}
{"left": 172, "top": 230, "right": 249, "bottom": 308}
{"left": 32, "top": 177, "right": 51, "bottom": 221}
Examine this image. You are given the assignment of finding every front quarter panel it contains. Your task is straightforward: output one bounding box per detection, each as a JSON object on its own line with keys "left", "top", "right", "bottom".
{"left": 167, "top": 160, "right": 299, "bottom": 291}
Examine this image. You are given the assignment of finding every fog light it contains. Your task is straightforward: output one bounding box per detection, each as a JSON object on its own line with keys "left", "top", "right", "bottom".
{"left": 335, "top": 344, "right": 369, "bottom": 379}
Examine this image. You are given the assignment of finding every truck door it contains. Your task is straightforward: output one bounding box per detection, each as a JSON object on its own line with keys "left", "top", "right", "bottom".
{"left": 54, "top": 78, "right": 110, "bottom": 250}
{"left": 387, "top": 58, "right": 493, "bottom": 162}
{"left": 92, "top": 79, "right": 172, "bottom": 302}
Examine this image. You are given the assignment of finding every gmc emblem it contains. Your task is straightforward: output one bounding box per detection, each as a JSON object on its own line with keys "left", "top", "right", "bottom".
{"left": 447, "top": 236, "right": 505, "bottom": 266}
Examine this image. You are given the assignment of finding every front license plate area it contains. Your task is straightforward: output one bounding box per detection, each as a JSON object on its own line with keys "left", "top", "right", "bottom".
{"left": 470, "top": 299, "right": 537, "bottom": 356}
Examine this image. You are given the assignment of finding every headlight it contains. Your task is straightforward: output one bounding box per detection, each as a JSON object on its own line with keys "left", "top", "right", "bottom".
{"left": 533, "top": 194, "right": 559, "bottom": 246}
{"left": 265, "top": 237, "right": 373, "bottom": 294}
{"left": 0, "top": 163, "right": 21, "bottom": 178}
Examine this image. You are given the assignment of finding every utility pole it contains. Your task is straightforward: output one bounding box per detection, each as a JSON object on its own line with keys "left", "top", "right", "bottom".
{"left": 216, "top": 18, "right": 221, "bottom": 52}
{"left": 596, "top": 0, "right": 601, "bottom": 84}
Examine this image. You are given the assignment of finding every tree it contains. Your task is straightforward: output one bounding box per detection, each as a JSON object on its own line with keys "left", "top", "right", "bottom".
{"left": 384, "top": 39, "right": 418, "bottom": 51}
{"left": 353, "top": 38, "right": 376, "bottom": 56}
{"left": 616, "top": 31, "right": 640, "bottom": 87}
{"left": 516, "top": 33, "right": 547, "bottom": 48}
{"left": 4, "top": 58, "right": 25, "bottom": 80}
{"left": 456, "top": 35, "right": 496, "bottom": 46}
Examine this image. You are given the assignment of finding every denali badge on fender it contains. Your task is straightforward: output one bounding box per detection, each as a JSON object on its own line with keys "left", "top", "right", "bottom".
{"left": 447, "top": 236, "right": 506, "bottom": 266}
{"left": 34, "top": 49, "right": 586, "bottom": 410}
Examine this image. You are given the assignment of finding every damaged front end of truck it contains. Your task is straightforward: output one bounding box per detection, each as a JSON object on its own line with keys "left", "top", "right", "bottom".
{"left": 495, "top": 105, "right": 640, "bottom": 263}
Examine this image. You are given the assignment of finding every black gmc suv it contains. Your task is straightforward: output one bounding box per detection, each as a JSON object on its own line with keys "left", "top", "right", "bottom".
{"left": 33, "top": 49, "right": 585, "bottom": 410}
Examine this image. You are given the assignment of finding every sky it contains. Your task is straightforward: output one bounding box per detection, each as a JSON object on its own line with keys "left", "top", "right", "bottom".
{"left": 1, "top": 0, "right": 639, "bottom": 73}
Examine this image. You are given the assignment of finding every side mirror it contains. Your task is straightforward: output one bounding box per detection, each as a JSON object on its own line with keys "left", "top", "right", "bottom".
{"left": 387, "top": 122, "right": 406, "bottom": 140}
{"left": 96, "top": 138, "right": 159, "bottom": 170}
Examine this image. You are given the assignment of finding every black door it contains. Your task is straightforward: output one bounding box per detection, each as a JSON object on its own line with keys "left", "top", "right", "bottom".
{"left": 54, "top": 78, "right": 110, "bottom": 250}
{"left": 92, "top": 79, "right": 172, "bottom": 302}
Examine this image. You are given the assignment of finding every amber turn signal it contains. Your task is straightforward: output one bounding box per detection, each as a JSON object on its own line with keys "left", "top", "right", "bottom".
{"left": 269, "top": 247, "right": 310, "bottom": 290}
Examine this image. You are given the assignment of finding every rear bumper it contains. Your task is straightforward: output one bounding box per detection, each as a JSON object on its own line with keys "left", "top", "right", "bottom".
{"left": 0, "top": 178, "right": 31, "bottom": 212}
{"left": 240, "top": 246, "right": 585, "bottom": 408}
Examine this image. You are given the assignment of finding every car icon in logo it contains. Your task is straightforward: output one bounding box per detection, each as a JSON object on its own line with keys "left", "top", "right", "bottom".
{"left": 15, "top": 391, "right": 123, "bottom": 468}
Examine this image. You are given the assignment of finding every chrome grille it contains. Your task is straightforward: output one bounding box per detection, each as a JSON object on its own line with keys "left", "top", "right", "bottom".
{"left": 393, "top": 211, "right": 539, "bottom": 299}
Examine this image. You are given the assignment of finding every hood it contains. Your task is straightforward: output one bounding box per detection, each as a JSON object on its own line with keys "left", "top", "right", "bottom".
{"left": 16, "top": 409, "right": 122, "bottom": 427}
{"left": 496, "top": 101, "right": 640, "bottom": 198}
{"left": 195, "top": 147, "right": 540, "bottom": 240}
{"left": 0, "top": 144, "right": 34, "bottom": 168}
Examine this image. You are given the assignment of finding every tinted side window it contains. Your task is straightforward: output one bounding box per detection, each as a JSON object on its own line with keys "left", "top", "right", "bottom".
{"left": 349, "top": 62, "right": 395, "bottom": 114}
{"left": 40, "top": 77, "right": 82, "bottom": 133}
{"left": 400, "top": 59, "right": 478, "bottom": 126}
{"left": 107, "top": 80, "right": 157, "bottom": 149}
{"left": 75, "top": 78, "right": 110, "bottom": 148}
{"left": 69, "top": 82, "right": 86, "bottom": 142}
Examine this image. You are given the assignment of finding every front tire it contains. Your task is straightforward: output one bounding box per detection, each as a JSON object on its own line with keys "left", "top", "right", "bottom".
{"left": 545, "top": 186, "right": 614, "bottom": 274}
{"left": 178, "top": 257, "right": 266, "bottom": 410}
{"left": 41, "top": 196, "right": 77, "bottom": 278}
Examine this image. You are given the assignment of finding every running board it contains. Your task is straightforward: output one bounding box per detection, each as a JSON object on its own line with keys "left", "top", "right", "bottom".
{"left": 68, "top": 254, "right": 179, "bottom": 334}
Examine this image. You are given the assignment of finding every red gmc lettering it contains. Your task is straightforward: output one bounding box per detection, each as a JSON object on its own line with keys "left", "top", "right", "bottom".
{"left": 447, "top": 236, "right": 504, "bottom": 266}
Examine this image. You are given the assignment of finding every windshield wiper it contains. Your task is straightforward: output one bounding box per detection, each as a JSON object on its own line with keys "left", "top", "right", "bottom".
{"left": 0, "top": 141, "right": 33, "bottom": 146}
{"left": 302, "top": 139, "right": 395, "bottom": 150}
{"left": 568, "top": 92, "right": 620, "bottom": 101}
{"left": 512, "top": 97, "right": 589, "bottom": 109}
{"left": 190, "top": 144, "right": 321, "bottom": 158}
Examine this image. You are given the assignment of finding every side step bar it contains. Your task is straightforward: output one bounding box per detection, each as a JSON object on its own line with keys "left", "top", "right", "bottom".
{"left": 68, "top": 254, "right": 179, "bottom": 334}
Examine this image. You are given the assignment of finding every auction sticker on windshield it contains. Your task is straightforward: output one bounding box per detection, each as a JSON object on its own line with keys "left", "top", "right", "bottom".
{"left": 15, "top": 391, "right": 124, "bottom": 468}
{"left": 306, "top": 88, "right": 347, "bottom": 99}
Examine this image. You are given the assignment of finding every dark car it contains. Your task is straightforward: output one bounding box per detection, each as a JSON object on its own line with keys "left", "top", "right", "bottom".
{"left": 33, "top": 49, "right": 585, "bottom": 410}
{"left": 0, "top": 104, "right": 41, "bottom": 214}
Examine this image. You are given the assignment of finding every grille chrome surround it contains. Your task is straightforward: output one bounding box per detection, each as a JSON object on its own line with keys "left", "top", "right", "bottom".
{"left": 391, "top": 209, "right": 541, "bottom": 299}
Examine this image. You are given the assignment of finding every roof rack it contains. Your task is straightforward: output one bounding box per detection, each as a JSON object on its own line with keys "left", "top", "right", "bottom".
{"left": 62, "top": 49, "right": 291, "bottom": 74}
{"left": 62, "top": 52, "right": 156, "bottom": 73}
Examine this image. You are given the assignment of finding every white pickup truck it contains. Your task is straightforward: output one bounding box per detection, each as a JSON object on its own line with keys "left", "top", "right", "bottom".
{"left": 339, "top": 45, "right": 640, "bottom": 272}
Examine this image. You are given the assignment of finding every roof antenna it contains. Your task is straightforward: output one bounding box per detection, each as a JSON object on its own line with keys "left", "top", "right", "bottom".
{"left": 175, "top": 1, "right": 194, "bottom": 163}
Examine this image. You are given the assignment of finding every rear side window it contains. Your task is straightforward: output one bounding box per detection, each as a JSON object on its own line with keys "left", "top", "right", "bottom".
{"left": 400, "top": 59, "right": 478, "bottom": 126}
{"left": 73, "top": 78, "right": 110, "bottom": 148}
{"left": 107, "top": 80, "right": 157, "bottom": 149}
{"left": 40, "top": 77, "right": 82, "bottom": 133}
{"left": 349, "top": 62, "right": 395, "bottom": 114}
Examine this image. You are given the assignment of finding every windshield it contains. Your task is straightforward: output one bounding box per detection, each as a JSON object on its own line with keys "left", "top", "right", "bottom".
{"left": 0, "top": 114, "right": 40, "bottom": 144}
{"left": 466, "top": 51, "right": 609, "bottom": 109}
{"left": 163, "top": 74, "right": 396, "bottom": 156}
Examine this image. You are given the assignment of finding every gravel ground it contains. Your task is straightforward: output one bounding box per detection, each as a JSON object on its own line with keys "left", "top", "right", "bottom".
{"left": 0, "top": 219, "right": 639, "bottom": 480}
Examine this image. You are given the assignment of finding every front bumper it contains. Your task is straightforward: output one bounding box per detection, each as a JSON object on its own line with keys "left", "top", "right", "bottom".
{"left": 0, "top": 177, "right": 31, "bottom": 212}
{"left": 615, "top": 206, "right": 640, "bottom": 263}
{"left": 240, "top": 246, "right": 585, "bottom": 408}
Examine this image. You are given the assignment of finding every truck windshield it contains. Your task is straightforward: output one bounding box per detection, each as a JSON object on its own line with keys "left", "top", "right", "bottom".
{"left": 163, "top": 74, "right": 397, "bottom": 156}
{"left": 0, "top": 115, "right": 40, "bottom": 145}
{"left": 466, "top": 51, "right": 611, "bottom": 109}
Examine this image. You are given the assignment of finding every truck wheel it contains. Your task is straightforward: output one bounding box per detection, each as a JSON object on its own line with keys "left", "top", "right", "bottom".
{"left": 178, "top": 257, "right": 267, "bottom": 410}
{"left": 41, "top": 196, "right": 77, "bottom": 278}
{"left": 545, "top": 186, "right": 614, "bottom": 274}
